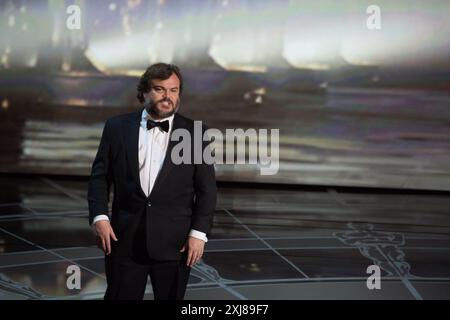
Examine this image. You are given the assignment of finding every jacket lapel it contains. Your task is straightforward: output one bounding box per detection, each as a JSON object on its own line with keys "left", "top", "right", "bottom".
{"left": 124, "top": 108, "right": 147, "bottom": 199}
{"left": 149, "top": 113, "right": 183, "bottom": 198}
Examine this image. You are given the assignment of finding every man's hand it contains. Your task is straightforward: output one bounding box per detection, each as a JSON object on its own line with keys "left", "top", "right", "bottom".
{"left": 94, "top": 220, "right": 118, "bottom": 255}
{"left": 180, "top": 236, "right": 205, "bottom": 267}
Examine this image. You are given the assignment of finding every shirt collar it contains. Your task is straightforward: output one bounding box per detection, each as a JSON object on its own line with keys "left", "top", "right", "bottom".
{"left": 140, "top": 108, "right": 175, "bottom": 132}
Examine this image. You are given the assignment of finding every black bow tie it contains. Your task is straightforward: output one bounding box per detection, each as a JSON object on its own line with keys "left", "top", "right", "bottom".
{"left": 147, "top": 119, "right": 169, "bottom": 132}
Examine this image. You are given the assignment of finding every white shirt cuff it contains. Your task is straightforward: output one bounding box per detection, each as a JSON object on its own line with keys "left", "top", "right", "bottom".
{"left": 92, "top": 216, "right": 208, "bottom": 243}
{"left": 92, "top": 214, "right": 110, "bottom": 226}
{"left": 189, "top": 229, "right": 208, "bottom": 242}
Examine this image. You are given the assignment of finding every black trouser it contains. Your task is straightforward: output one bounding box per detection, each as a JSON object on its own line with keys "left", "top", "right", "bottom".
{"left": 104, "top": 253, "right": 191, "bottom": 300}
{"left": 104, "top": 212, "right": 190, "bottom": 300}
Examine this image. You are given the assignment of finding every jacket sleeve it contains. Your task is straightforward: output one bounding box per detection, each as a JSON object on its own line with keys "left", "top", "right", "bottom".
{"left": 87, "top": 120, "right": 113, "bottom": 225}
{"left": 191, "top": 125, "right": 217, "bottom": 237}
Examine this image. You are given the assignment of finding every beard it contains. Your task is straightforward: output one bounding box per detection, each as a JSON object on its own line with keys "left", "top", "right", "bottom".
{"left": 146, "top": 97, "right": 180, "bottom": 119}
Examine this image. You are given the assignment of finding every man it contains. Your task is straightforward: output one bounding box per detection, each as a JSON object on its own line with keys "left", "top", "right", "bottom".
{"left": 87, "top": 63, "right": 216, "bottom": 300}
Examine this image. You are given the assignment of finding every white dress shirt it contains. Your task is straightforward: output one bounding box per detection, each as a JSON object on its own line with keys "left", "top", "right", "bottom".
{"left": 93, "top": 108, "right": 208, "bottom": 242}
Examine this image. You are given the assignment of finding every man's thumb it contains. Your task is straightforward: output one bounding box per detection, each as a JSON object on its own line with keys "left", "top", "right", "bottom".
{"left": 180, "top": 244, "right": 186, "bottom": 252}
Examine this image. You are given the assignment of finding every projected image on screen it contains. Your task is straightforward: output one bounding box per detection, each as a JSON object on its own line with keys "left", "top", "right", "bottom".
{"left": 0, "top": 0, "right": 450, "bottom": 190}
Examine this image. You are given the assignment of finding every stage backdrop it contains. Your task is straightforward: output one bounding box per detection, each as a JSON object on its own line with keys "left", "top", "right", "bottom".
{"left": 1, "top": 0, "right": 450, "bottom": 190}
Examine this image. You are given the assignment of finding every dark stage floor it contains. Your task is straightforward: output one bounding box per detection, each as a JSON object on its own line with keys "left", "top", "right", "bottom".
{"left": 0, "top": 174, "right": 450, "bottom": 300}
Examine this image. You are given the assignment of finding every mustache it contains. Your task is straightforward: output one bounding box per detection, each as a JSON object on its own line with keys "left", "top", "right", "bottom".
{"left": 157, "top": 99, "right": 173, "bottom": 105}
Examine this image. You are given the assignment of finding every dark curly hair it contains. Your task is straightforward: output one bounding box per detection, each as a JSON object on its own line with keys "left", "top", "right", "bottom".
{"left": 136, "top": 63, "right": 183, "bottom": 103}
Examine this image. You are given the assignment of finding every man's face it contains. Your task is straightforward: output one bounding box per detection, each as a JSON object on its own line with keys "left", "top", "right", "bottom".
{"left": 144, "top": 73, "right": 181, "bottom": 119}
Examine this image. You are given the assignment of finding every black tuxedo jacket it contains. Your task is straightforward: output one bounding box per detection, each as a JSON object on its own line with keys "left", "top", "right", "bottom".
{"left": 87, "top": 109, "right": 217, "bottom": 261}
